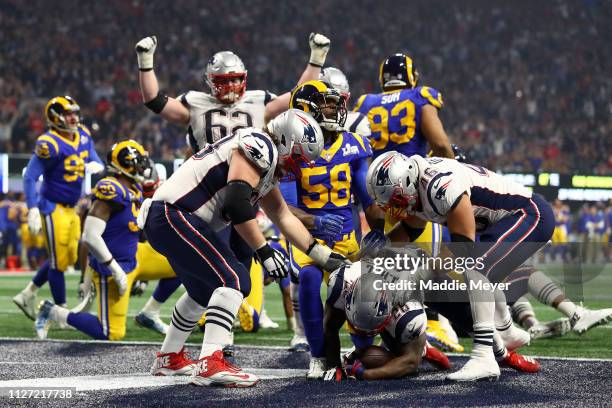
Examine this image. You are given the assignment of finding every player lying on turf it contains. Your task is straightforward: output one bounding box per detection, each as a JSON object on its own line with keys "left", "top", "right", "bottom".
{"left": 365, "top": 152, "right": 553, "bottom": 382}
{"left": 322, "top": 261, "right": 540, "bottom": 381}
{"left": 35, "top": 140, "right": 159, "bottom": 341}
{"left": 141, "top": 110, "right": 350, "bottom": 388}
{"left": 322, "top": 263, "right": 449, "bottom": 381}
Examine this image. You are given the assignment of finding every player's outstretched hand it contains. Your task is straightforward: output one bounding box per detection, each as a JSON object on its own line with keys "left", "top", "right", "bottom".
{"left": 135, "top": 36, "right": 157, "bottom": 70}
{"left": 306, "top": 242, "right": 351, "bottom": 272}
{"left": 314, "top": 214, "right": 344, "bottom": 238}
{"left": 309, "top": 33, "right": 330, "bottom": 67}
{"left": 360, "top": 229, "right": 389, "bottom": 258}
{"left": 345, "top": 359, "right": 365, "bottom": 380}
{"left": 255, "top": 243, "right": 289, "bottom": 279}
{"left": 27, "top": 207, "right": 42, "bottom": 235}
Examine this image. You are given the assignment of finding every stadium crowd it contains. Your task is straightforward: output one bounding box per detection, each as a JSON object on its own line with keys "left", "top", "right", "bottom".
{"left": 0, "top": 0, "right": 610, "bottom": 173}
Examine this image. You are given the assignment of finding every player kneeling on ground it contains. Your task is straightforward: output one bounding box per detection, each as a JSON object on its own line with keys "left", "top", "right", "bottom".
{"left": 322, "top": 263, "right": 450, "bottom": 381}
{"left": 141, "top": 110, "right": 350, "bottom": 388}
{"left": 36, "top": 140, "right": 151, "bottom": 341}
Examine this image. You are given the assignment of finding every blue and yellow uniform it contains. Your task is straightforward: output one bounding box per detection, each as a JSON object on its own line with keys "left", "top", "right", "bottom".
{"left": 24, "top": 125, "right": 102, "bottom": 272}
{"left": 290, "top": 131, "right": 373, "bottom": 268}
{"left": 354, "top": 86, "right": 444, "bottom": 254}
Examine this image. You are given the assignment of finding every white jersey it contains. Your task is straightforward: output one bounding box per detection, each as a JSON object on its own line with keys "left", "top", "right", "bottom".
{"left": 344, "top": 111, "right": 371, "bottom": 139}
{"left": 412, "top": 156, "right": 533, "bottom": 229}
{"left": 179, "top": 90, "right": 276, "bottom": 151}
{"left": 153, "top": 128, "right": 278, "bottom": 232}
{"left": 327, "top": 262, "right": 427, "bottom": 343}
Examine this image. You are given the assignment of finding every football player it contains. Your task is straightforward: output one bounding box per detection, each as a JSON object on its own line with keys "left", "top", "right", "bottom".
{"left": 134, "top": 33, "right": 331, "bottom": 334}
{"left": 14, "top": 96, "right": 104, "bottom": 320}
{"left": 366, "top": 152, "right": 612, "bottom": 381}
{"left": 35, "top": 140, "right": 157, "bottom": 341}
{"left": 142, "top": 110, "right": 350, "bottom": 387}
{"left": 284, "top": 80, "right": 385, "bottom": 378}
{"left": 322, "top": 262, "right": 451, "bottom": 381}
{"left": 354, "top": 54, "right": 455, "bottom": 349}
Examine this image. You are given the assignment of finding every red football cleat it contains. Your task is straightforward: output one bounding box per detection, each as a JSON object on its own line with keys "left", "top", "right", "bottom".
{"left": 150, "top": 347, "right": 196, "bottom": 376}
{"left": 499, "top": 351, "right": 541, "bottom": 373}
{"left": 423, "top": 341, "right": 452, "bottom": 371}
{"left": 190, "top": 350, "right": 259, "bottom": 387}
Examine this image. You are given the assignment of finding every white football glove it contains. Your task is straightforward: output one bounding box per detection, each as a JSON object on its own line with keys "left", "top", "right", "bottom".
{"left": 109, "top": 259, "right": 128, "bottom": 296}
{"left": 27, "top": 207, "right": 42, "bottom": 235}
{"left": 255, "top": 243, "right": 289, "bottom": 279}
{"left": 135, "top": 36, "right": 157, "bottom": 70}
{"left": 85, "top": 161, "right": 105, "bottom": 175}
{"left": 306, "top": 241, "right": 351, "bottom": 271}
{"left": 309, "top": 32, "right": 331, "bottom": 67}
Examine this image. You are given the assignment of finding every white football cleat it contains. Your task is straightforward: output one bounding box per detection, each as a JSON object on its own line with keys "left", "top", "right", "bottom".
{"left": 446, "top": 354, "right": 500, "bottom": 382}
{"left": 258, "top": 309, "right": 279, "bottom": 329}
{"left": 34, "top": 300, "right": 54, "bottom": 340}
{"left": 289, "top": 333, "right": 309, "bottom": 352}
{"left": 13, "top": 291, "right": 37, "bottom": 321}
{"left": 135, "top": 311, "right": 169, "bottom": 335}
{"left": 307, "top": 357, "right": 326, "bottom": 379}
{"left": 528, "top": 318, "right": 571, "bottom": 339}
{"left": 499, "top": 325, "right": 530, "bottom": 351}
{"left": 571, "top": 308, "right": 612, "bottom": 334}
{"left": 150, "top": 348, "right": 196, "bottom": 376}
{"left": 190, "top": 350, "right": 258, "bottom": 387}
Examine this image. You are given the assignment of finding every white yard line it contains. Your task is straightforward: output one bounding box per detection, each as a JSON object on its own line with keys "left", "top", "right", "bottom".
{"left": 0, "top": 368, "right": 306, "bottom": 392}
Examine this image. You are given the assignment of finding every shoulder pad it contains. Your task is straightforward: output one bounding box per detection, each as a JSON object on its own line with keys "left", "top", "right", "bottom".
{"left": 348, "top": 132, "right": 372, "bottom": 158}
{"left": 78, "top": 125, "right": 92, "bottom": 136}
{"left": 352, "top": 94, "right": 369, "bottom": 113}
{"left": 237, "top": 129, "right": 276, "bottom": 173}
{"left": 425, "top": 170, "right": 467, "bottom": 216}
{"left": 393, "top": 301, "right": 427, "bottom": 343}
{"left": 93, "top": 177, "right": 128, "bottom": 204}
{"left": 417, "top": 86, "right": 444, "bottom": 109}
{"left": 34, "top": 135, "right": 59, "bottom": 159}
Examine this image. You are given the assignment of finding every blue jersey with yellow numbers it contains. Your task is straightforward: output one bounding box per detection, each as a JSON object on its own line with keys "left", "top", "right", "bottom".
{"left": 34, "top": 126, "right": 95, "bottom": 207}
{"left": 89, "top": 177, "right": 142, "bottom": 276}
{"left": 295, "top": 131, "right": 372, "bottom": 239}
{"left": 353, "top": 86, "right": 443, "bottom": 158}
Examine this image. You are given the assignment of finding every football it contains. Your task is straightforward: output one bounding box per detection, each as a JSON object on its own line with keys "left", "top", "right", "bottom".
{"left": 359, "top": 345, "right": 395, "bottom": 369}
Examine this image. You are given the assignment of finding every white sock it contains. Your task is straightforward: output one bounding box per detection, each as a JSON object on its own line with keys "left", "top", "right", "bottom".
{"left": 557, "top": 301, "right": 578, "bottom": 318}
{"left": 471, "top": 322, "right": 495, "bottom": 358}
{"left": 201, "top": 287, "right": 243, "bottom": 358}
{"left": 493, "top": 288, "right": 514, "bottom": 332}
{"left": 511, "top": 297, "right": 539, "bottom": 329}
{"left": 290, "top": 282, "right": 304, "bottom": 336}
{"left": 493, "top": 331, "right": 508, "bottom": 361}
{"left": 464, "top": 270, "right": 495, "bottom": 358}
{"left": 142, "top": 297, "right": 162, "bottom": 315}
{"left": 528, "top": 270, "right": 566, "bottom": 306}
{"left": 25, "top": 281, "right": 39, "bottom": 296}
{"left": 161, "top": 293, "right": 205, "bottom": 354}
{"left": 50, "top": 305, "right": 70, "bottom": 326}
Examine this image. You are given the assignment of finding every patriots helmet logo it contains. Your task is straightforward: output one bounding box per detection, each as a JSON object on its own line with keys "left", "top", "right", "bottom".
{"left": 301, "top": 123, "right": 318, "bottom": 144}
{"left": 243, "top": 143, "right": 263, "bottom": 161}
{"left": 376, "top": 157, "right": 394, "bottom": 187}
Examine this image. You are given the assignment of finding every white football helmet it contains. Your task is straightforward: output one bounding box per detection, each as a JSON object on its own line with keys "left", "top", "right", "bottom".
{"left": 320, "top": 67, "right": 350, "bottom": 101}
{"left": 267, "top": 109, "right": 324, "bottom": 177}
{"left": 366, "top": 151, "right": 421, "bottom": 218}
{"left": 345, "top": 273, "right": 392, "bottom": 336}
{"left": 205, "top": 51, "right": 247, "bottom": 103}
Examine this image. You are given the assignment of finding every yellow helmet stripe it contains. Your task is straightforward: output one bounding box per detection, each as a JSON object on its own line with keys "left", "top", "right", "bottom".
{"left": 111, "top": 140, "right": 146, "bottom": 168}
{"left": 405, "top": 56, "right": 415, "bottom": 88}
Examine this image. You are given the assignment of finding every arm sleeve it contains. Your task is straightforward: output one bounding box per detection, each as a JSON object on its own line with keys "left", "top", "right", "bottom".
{"left": 23, "top": 156, "right": 45, "bottom": 209}
{"left": 351, "top": 156, "right": 374, "bottom": 209}
{"left": 88, "top": 143, "right": 103, "bottom": 165}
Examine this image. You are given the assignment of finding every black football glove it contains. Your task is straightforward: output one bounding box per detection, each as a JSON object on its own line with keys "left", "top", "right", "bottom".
{"left": 255, "top": 243, "right": 289, "bottom": 279}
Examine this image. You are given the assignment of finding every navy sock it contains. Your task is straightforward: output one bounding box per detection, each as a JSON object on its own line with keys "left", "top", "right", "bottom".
{"left": 299, "top": 265, "right": 324, "bottom": 358}
{"left": 48, "top": 267, "right": 66, "bottom": 305}
{"left": 67, "top": 312, "right": 108, "bottom": 340}
{"left": 32, "top": 260, "right": 49, "bottom": 287}
{"left": 153, "top": 277, "right": 182, "bottom": 303}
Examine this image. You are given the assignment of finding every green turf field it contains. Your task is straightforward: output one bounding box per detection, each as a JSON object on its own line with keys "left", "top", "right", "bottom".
{"left": 1, "top": 266, "right": 611, "bottom": 358}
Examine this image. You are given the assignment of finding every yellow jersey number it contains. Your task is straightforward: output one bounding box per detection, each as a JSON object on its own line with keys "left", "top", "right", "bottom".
{"left": 301, "top": 163, "right": 351, "bottom": 209}
{"left": 367, "top": 98, "right": 416, "bottom": 151}
{"left": 63, "top": 151, "right": 89, "bottom": 182}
